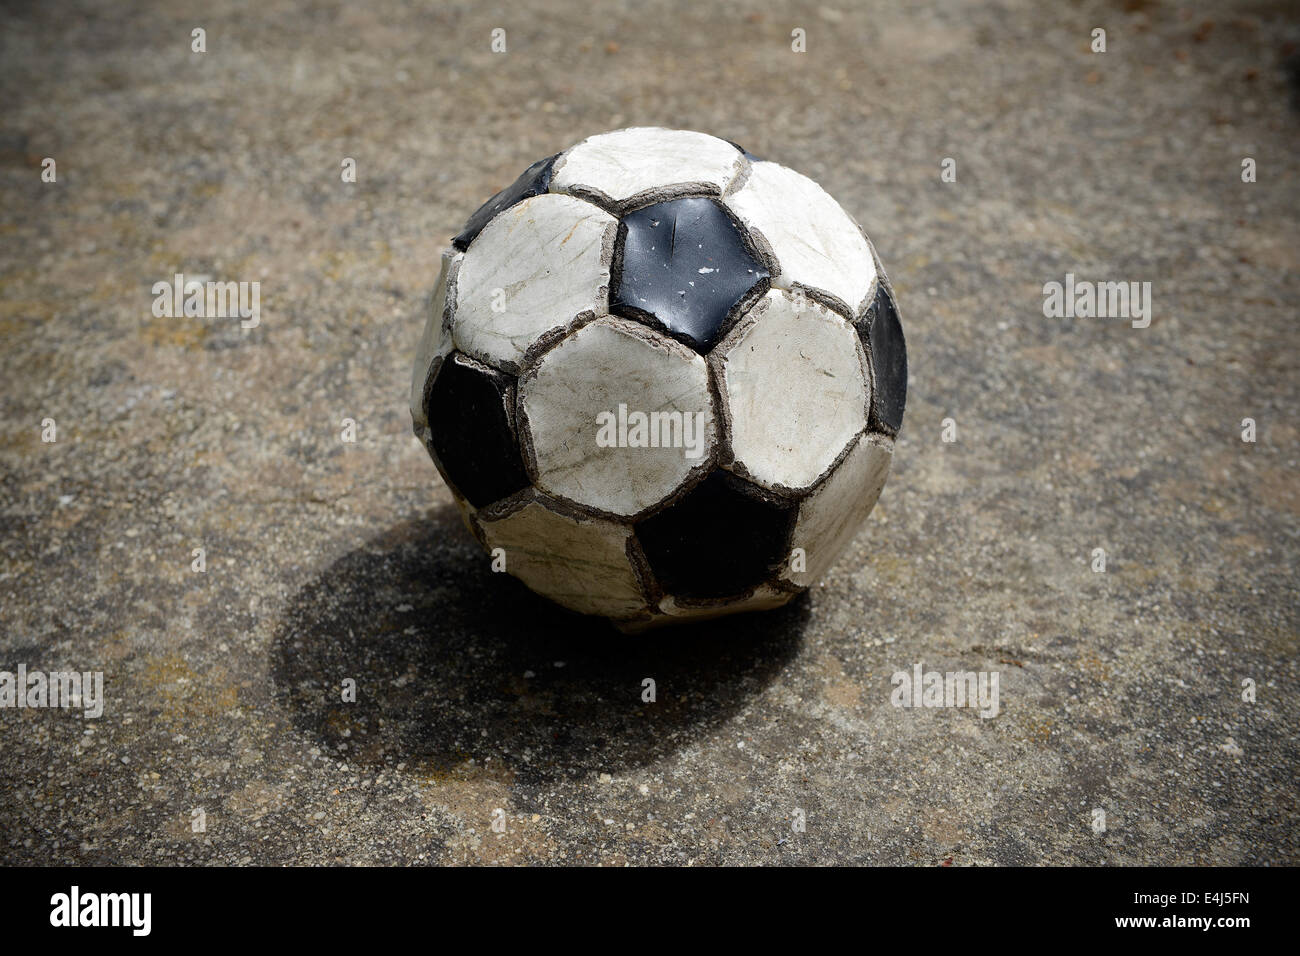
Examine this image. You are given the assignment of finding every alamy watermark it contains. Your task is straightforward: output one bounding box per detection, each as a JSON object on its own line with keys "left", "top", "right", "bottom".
{"left": 50, "top": 886, "right": 150, "bottom": 936}
{"left": 891, "top": 662, "right": 1000, "bottom": 718}
{"left": 0, "top": 665, "right": 104, "bottom": 718}
{"left": 595, "top": 403, "right": 708, "bottom": 459}
{"left": 1042, "top": 273, "right": 1151, "bottom": 329}
{"left": 151, "top": 272, "right": 260, "bottom": 329}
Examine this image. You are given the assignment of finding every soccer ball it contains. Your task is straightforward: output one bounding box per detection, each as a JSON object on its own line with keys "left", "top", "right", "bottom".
{"left": 410, "top": 127, "right": 906, "bottom": 630}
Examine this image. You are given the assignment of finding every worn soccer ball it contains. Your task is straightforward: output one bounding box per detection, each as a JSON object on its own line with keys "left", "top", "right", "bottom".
{"left": 410, "top": 127, "right": 906, "bottom": 630}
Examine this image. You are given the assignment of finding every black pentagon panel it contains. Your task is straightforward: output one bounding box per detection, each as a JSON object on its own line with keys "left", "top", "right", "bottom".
{"left": 635, "top": 470, "right": 795, "bottom": 600}
{"left": 452, "top": 154, "right": 558, "bottom": 251}
{"left": 860, "top": 282, "right": 908, "bottom": 433}
{"left": 612, "top": 197, "right": 769, "bottom": 353}
{"left": 424, "top": 353, "right": 530, "bottom": 508}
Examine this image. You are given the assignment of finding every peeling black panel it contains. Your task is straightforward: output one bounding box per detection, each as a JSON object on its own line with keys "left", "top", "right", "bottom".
{"left": 635, "top": 470, "right": 795, "bottom": 599}
{"left": 725, "top": 139, "right": 763, "bottom": 163}
{"left": 452, "top": 154, "right": 558, "bottom": 251}
{"left": 612, "top": 197, "right": 769, "bottom": 353}
{"left": 424, "top": 354, "right": 530, "bottom": 508}
{"left": 861, "top": 283, "right": 908, "bottom": 433}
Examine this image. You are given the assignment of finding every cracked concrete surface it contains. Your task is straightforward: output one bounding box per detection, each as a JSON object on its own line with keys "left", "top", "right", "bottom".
{"left": 1, "top": 0, "right": 1297, "bottom": 864}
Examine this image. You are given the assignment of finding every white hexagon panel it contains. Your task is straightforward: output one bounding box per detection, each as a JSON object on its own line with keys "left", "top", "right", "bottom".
{"left": 712, "top": 288, "right": 870, "bottom": 495}
{"left": 476, "top": 494, "right": 653, "bottom": 622}
{"left": 724, "top": 159, "right": 877, "bottom": 317}
{"left": 550, "top": 127, "right": 745, "bottom": 209}
{"left": 452, "top": 193, "right": 617, "bottom": 372}
{"left": 783, "top": 433, "right": 894, "bottom": 590}
{"left": 517, "top": 316, "right": 715, "bottom": 519}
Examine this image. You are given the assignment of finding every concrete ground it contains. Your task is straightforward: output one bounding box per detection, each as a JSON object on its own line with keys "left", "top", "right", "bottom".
{"left": 1, "top": 0, "right": 1297, "bottom": 865}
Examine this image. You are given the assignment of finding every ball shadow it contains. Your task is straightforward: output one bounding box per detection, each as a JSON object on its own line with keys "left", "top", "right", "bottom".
{"left": 269, "top": 504, "right": 810, "bottom": 783}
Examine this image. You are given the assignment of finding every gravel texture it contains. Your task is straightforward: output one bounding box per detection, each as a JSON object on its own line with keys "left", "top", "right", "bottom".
{"left": 1, "top": 0, "right": 1297, "bottom": 865}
